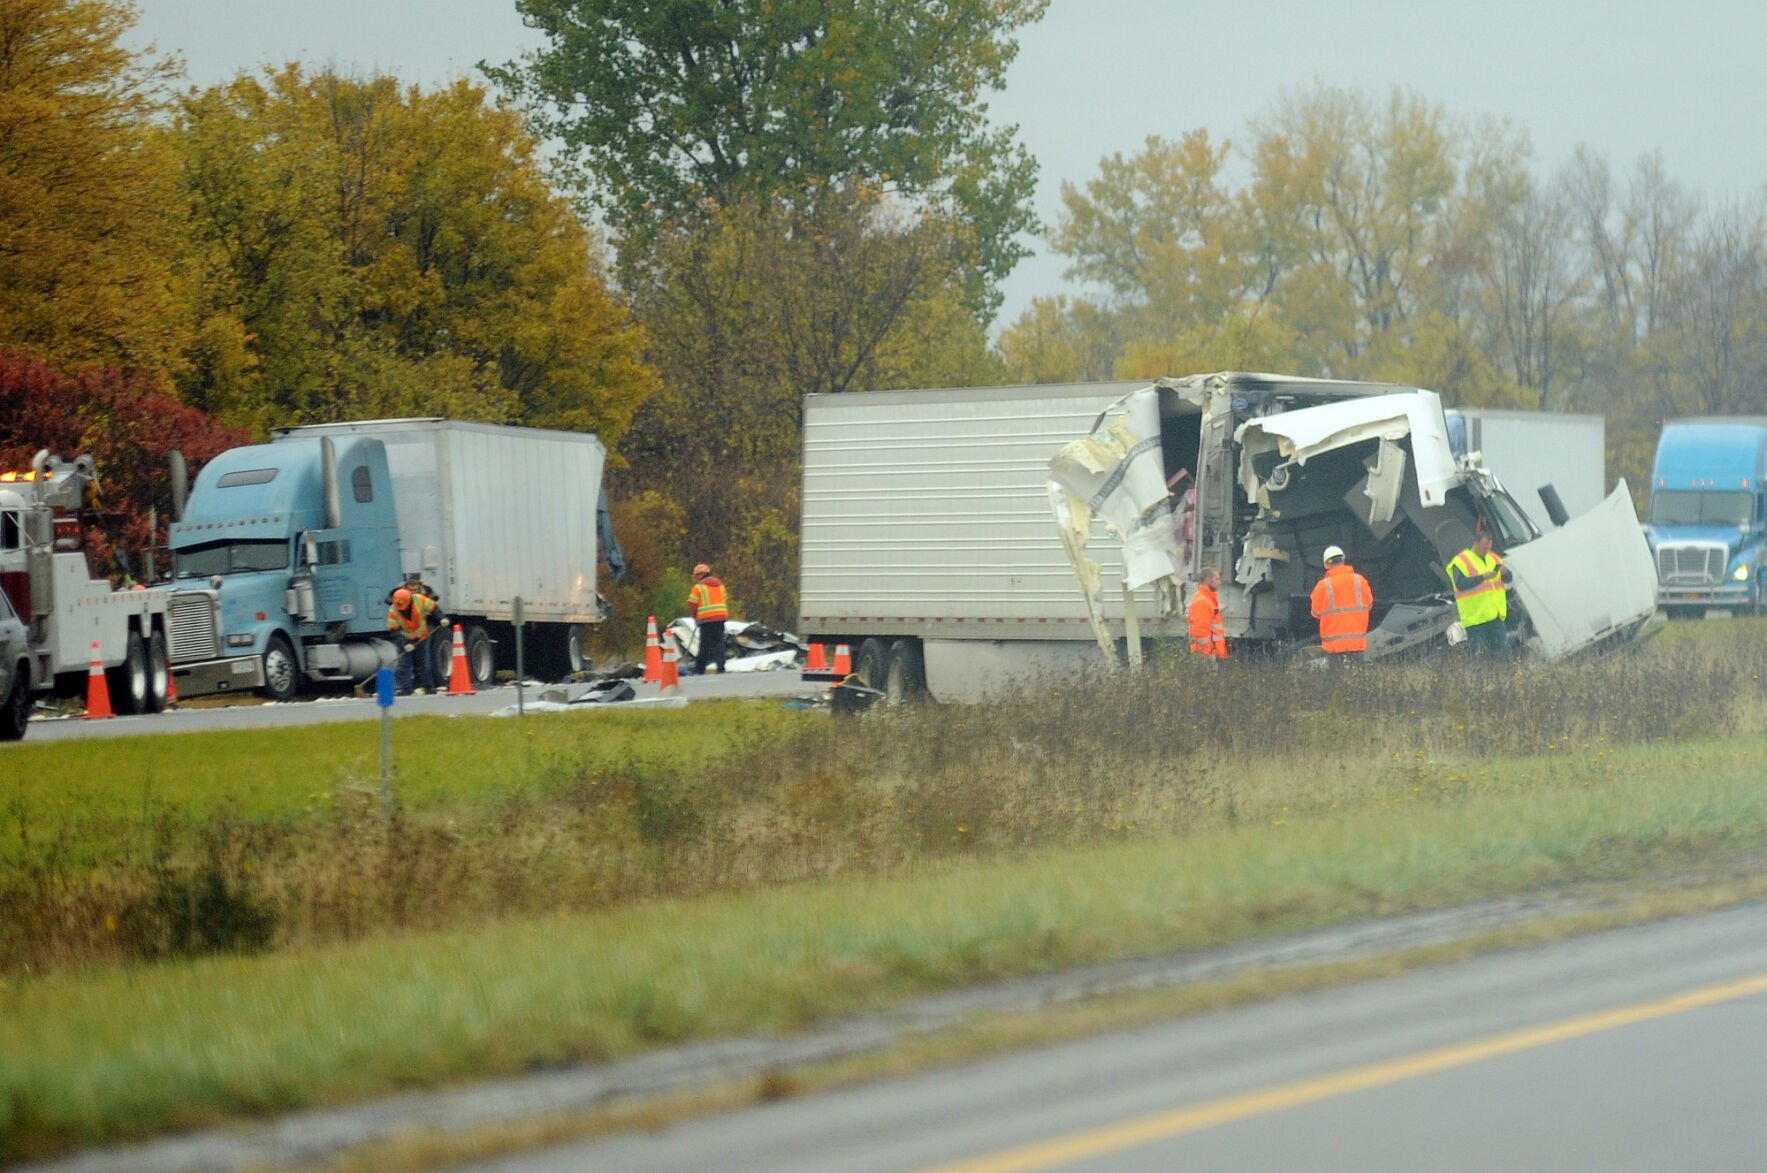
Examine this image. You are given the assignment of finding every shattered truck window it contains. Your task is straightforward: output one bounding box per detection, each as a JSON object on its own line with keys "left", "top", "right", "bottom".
{"left": 1483, "top": 490, "right": 1539, "bottom": 547}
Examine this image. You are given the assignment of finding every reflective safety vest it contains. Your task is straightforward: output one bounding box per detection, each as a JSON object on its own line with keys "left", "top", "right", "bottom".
{"left": 1448, "top": 548, "right": 1508, "bottom": 627}
{"left": 387, "top": 593, "right": 437, "bottom": 640}
{"left": 689, "top": 578, "right": 729, "bottom": 623}
{"left": 1310, "top": 563, "right": 1372, "bottom": 654}
{"left": 1188, "top": 584, "right": 1228, "bottom": 659}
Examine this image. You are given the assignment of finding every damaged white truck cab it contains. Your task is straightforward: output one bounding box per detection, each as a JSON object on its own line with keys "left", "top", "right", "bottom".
{"left": 1049, "top": 371, "right": 1659, "bottom": 662}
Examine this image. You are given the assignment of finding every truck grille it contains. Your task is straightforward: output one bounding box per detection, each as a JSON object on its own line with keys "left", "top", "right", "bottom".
{"left": 168, "top": 592, "right": 220, "bottom": 662}
{"left": 1656, "top": 545, "right": 1726, "bottom": 587}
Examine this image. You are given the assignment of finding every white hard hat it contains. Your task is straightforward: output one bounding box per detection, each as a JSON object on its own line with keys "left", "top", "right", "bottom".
{"left": 1322, "top": 545, "right": 1345, "bottom": 565}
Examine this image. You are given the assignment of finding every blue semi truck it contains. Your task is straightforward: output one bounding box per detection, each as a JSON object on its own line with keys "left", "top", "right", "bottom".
{"left": 1647, "top": 418, "right": 1767, "bottom": 616}
{"left": 165, "top": 419, "right": 615, "bottom": 700}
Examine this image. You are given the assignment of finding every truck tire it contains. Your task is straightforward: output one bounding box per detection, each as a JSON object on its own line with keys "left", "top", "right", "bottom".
{"left": 429, "top": 630, "right": 456, "bottom": 689}
{"left": 109, "top": 629, "right": 149, "bottom": 715}
{"left": 465, "top": 625, "right": 495, "bottom": 687}
{"left": 884, "top": 640, "right": 926, "bottom": 705}
{"left": 145, "top": 629, "right": 170, "bottom": 713}
{"left": 261, "top": 633, "right": 301, "bottom": 702}
{"left": 0, "top": 666, "right": 28, "bottom": 741}
{"left": 854, "top": 638, "right": 888, "bottom": 689}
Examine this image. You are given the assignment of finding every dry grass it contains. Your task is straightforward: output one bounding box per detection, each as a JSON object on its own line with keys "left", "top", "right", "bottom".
{"left": 3, "top": 621, "right": 1762, "bottom": 976}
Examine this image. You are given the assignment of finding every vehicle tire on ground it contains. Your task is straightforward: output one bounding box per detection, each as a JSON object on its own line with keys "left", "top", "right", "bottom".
{"left": 260, "top": 632, "right": 301, "bottom": 702}
{"left": 428, "top": 629, "right": 457, "bottom": 688}
{"left": 854, "top": 638, "right": 888, "bottom": 689}
{"left": 109, "top": 629, "right": 149, "bottom": 715}
{"left": 145, "top": 629, "right": 170, "bottom": 713}
{"left": 884, "top": 639, "right": 926, "bottom": 705}
{"left": 465, "top": 625, "right": 494, "bottom": 687}
{"left": 0, "top": 667, "right": 28, "bottom": 741}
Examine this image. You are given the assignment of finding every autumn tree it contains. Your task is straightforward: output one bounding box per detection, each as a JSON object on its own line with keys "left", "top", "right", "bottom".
{"left": 170, "top": 67, "right": 657, "bottom": 440}
{"left": 0, "top": 0, "right": 189, "bottom": 379}
{"left": 490, "top": 0, "right": 1045, "bottom": 314}
{"left": 610, "top": 186, "right": 997, "bottom": 629}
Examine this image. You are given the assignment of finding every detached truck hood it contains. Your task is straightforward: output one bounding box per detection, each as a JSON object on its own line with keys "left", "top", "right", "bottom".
{"left": 1506, "top": 481, "right": 1659, "bottom": 657}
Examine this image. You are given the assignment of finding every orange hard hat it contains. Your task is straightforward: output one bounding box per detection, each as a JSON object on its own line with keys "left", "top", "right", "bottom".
{"left": 393, "top": 588, "right": 412, "bottom": 608}
{"left": 693, "top": 563, "right": 711, "bottom": 577}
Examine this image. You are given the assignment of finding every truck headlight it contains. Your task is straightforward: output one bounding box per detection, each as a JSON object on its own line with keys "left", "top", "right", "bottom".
{"left": 227, "top": 633, "right": 255, "bottom": 647}
{"left": 1733, "top": 566, "right": 1750, "bottom": 582}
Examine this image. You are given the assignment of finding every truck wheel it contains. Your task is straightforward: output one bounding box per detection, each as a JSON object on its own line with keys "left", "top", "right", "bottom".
{"left": 0, "top": 667, "right": 28, "bottom": 741}
{"left": 465, "top": 625, "right": 495, "bottom": 687}
{"left": 884, "top": 640, "right": 925, "bottom": 705}
{"left": 430, "top": 630, "right": 456, "bottom": 688}
{"left": 854, "top": 638, "right": 887, "bottom": 689}
{"left": 260, "top": 633, "right": 301, "bottom": 702}
{"left": 109, "top": 630, "right": 149, "bottom": 715}
{"left": 145, "top": 629, "right": 170, "bottom": 713}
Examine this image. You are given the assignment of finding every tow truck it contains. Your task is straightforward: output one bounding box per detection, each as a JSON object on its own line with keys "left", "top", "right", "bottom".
{"left": 0, "top": 451, "right": 194, "bottom": 714}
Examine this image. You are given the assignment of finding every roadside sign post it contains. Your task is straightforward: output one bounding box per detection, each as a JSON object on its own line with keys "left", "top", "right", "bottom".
{"left": 375, "top": 667, "right": 395, "bottom": 817}
{"left": 513, "top": 595, "right": 525, "bottom": 718}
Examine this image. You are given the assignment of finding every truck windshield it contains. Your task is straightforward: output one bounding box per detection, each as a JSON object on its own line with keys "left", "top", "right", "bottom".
{"left": 173, "top": 539, "right": 290, "bottom": 578}
{"left": 1651, "top": 491, "right": 1753, "bottom": 527}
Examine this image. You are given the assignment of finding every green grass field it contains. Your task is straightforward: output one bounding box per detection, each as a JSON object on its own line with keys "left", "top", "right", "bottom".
{"left": 4, "top": 619, "right": 1767, "bottom": 1159}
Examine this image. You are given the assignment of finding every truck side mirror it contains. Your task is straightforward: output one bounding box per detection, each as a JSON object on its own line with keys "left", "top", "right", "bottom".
{"left": 301, "top": 534, "right": 318, "bottom": 569}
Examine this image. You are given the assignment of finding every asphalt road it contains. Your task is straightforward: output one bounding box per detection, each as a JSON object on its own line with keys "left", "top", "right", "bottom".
{"left": 12, "top": 664, "right": 817, "bottom": 743}
{"left": 466, "top": 902, "right": 1767, "bottom": 1173}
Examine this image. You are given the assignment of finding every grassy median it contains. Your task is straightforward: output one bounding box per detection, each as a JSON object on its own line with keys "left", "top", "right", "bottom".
{"left": 4, "top": 619, "right": 1766, "bottom": 1157}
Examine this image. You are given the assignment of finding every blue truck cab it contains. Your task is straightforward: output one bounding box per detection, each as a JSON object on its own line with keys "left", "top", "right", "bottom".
{"left": 168, "top": 435, "right": 403, "bottom": 698}
{"left": 1647, "top": 418, "right": 1767, "bottom": 616}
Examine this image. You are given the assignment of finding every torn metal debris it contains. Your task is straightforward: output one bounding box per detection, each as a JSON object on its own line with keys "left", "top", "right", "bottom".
{"left": 1048, "top": 372, "right": 1659, "bottom": 663}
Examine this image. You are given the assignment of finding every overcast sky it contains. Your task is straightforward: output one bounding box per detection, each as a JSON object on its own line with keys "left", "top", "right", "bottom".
{"left": 126, "top": 0, "right": 1767, "bottom": 325}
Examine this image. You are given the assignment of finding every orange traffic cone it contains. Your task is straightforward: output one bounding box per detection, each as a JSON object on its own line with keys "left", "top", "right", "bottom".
{"left": 83, "top": 640, "right": 113, "bottom": 720}
{"left": 806, "top": 642, "right": 827, "bottom": 671}
{"left": 642, "top": 615, "right": 663, "bottom": 683}
{"left": 446, "top": 624, "right": 475, "bottom": 695}
{"left": 164, "top": 668, "right": 178, "bottom": 709}
{"left": 659, "top": 637, "right": 679, "bottom": 694}
{"left": 832, "top": 643, "right": 852, "bottom": 676}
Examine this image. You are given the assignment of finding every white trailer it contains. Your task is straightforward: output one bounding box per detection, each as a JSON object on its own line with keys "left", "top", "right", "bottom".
{"left": 274, "top": 419, "right": 610, "bottom": 680}
{"left": 1445, "top": 407, "right": 1605, "bottom": 529}
{"left": 799, "top": 382, "right": 1157, "bottom": 701}
{"left": 0, "top": 452, "right": 178, "bottom": 713}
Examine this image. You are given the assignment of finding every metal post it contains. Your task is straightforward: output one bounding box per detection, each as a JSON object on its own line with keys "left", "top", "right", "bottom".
{"left": 513, "top": 595, "right": 525, "bottom": 717}
{"left": 375, "top": 667, "right": 395, "bottom": 818}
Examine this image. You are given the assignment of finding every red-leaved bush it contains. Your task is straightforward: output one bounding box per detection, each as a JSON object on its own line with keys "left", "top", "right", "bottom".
{"left": 0, "top": 353, "right": 249, "bottom": 578}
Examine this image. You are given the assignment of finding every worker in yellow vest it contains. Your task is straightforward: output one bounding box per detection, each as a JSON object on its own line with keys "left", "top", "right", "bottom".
{"left": 1447, "top": 530, "right": 1510, "bottom": 657}
{"left": 687, "top": 562, "right": 730, "bottom": 674}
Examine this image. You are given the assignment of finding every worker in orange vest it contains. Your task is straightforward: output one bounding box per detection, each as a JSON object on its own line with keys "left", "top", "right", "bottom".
{"left": 1188, "top": 566, "right": 1228, "bottom": 659}
{"left": 386, "top": 583, "right": 443, "bottom": 694}
{"left": 1310, "top": 544, "right": 1373, "bottom": 663}
{"left": 687, "top": 562, "right": 730, "bottom": 674}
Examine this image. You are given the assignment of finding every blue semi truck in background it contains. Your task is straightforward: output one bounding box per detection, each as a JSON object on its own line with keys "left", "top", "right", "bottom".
{"left": 166, "top": 419, "right": 617, "bottom": 700}
{"left": 1647, "top": 418, "right": 1767, "bottom": 616}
